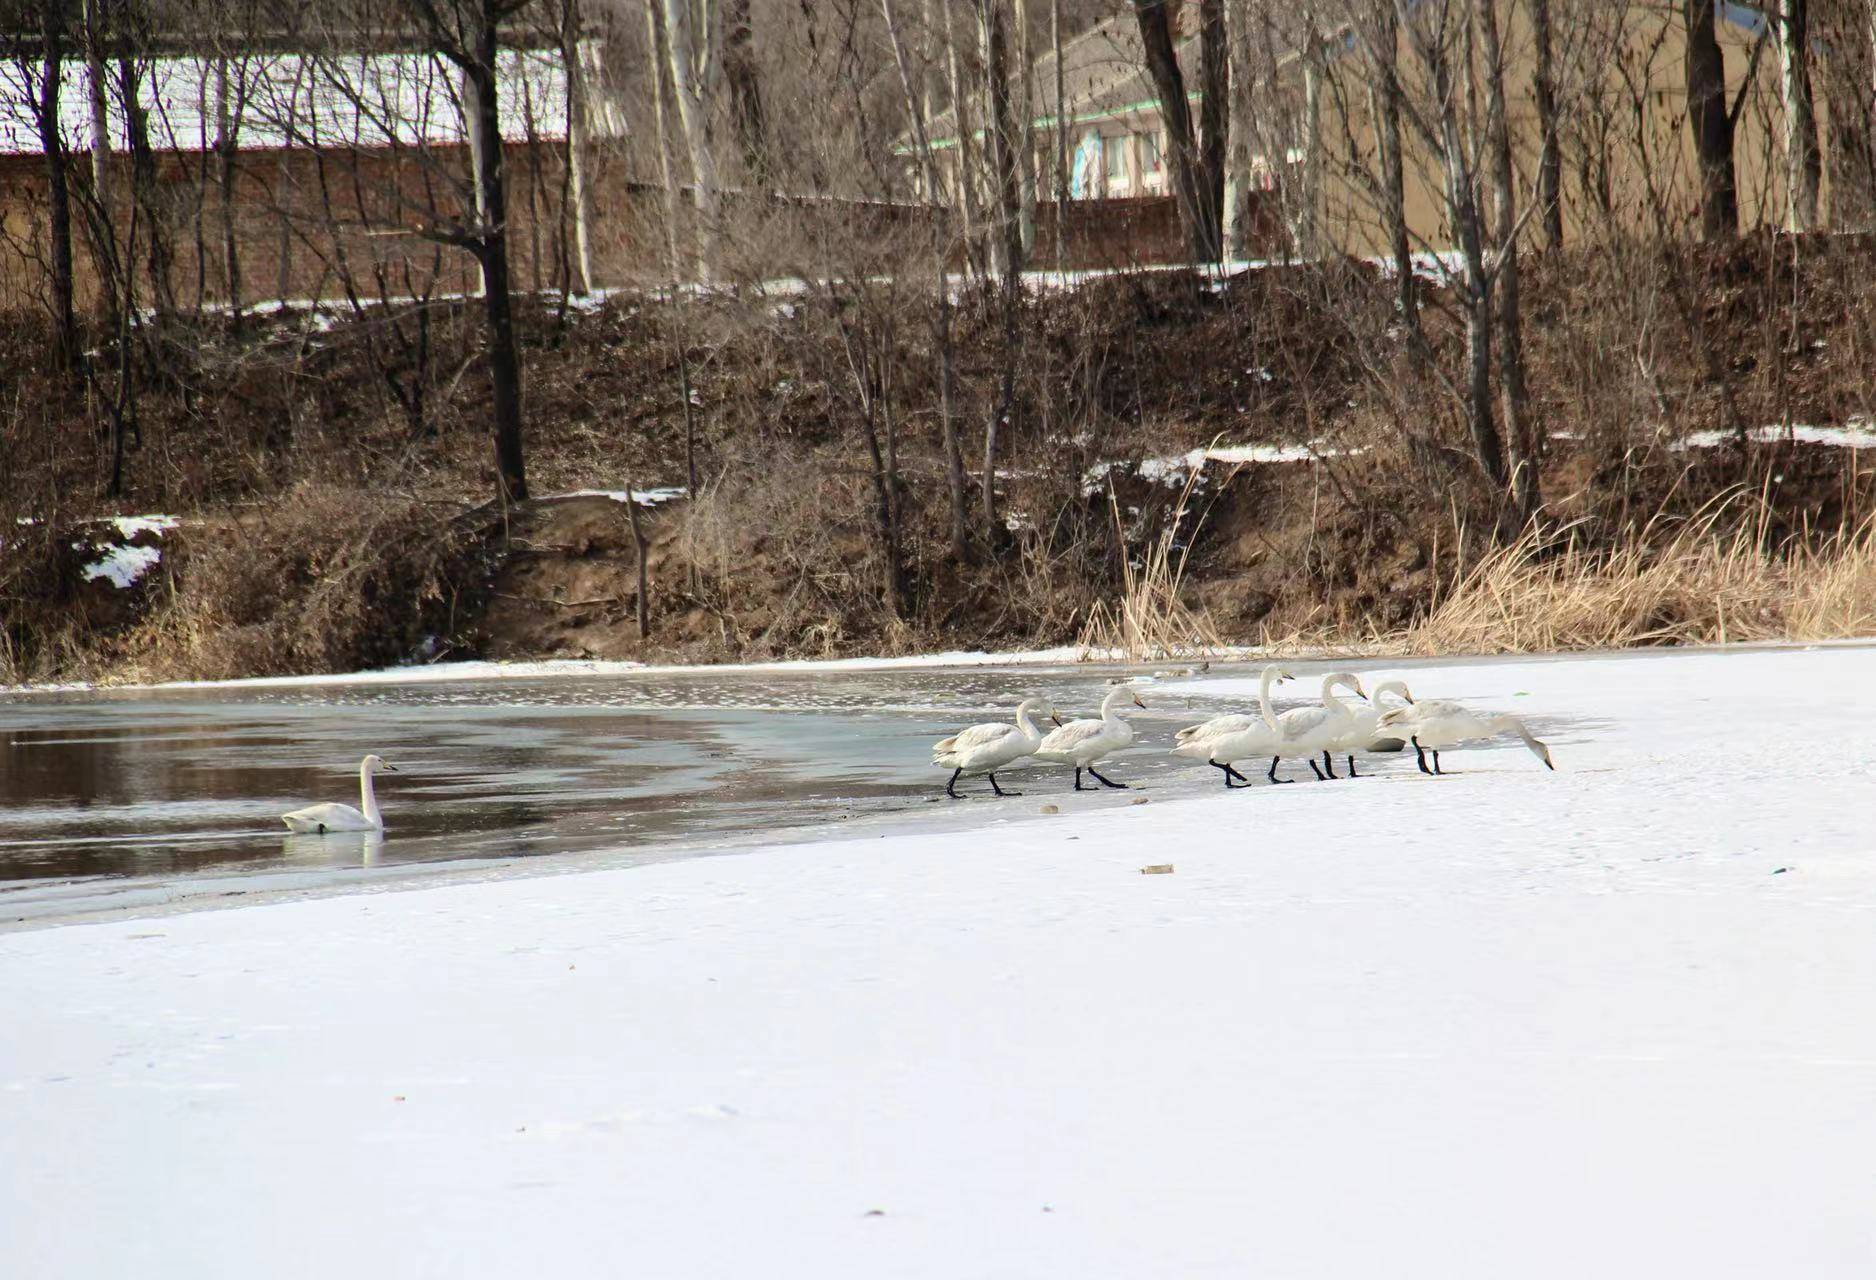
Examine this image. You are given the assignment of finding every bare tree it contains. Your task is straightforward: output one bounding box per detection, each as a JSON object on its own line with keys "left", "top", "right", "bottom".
{"left": 1531, "top": 0, "right": 1562, "bottom": 248}
{"left": 396, "top": 0, "right": 536, "bottom": 504}
{"left": 22, "top": 0, "right": 79, "bottom": 364}
{"left": 977, "top": 0, "right": 1023, "bottom": 532}
{"left": 1476, "top": 0, "right": 1537, "bottom": 518}
{"left": 1778, "top": 0, "right": 1822, "bottom": 231}
{"left": 721, "top": 0, "right": 769, "bottom": 185}
{"left": 661, "top": 0, "right": 723, "bottom": 281}
{"left": 1132, "top": 0, "right": 1223, "bottom": 261}
{"left": 881, "top": 0, "right": 972, "bottom": 558}
{"left": 1685, "top": 0, "right": 1738, "bottom": 240}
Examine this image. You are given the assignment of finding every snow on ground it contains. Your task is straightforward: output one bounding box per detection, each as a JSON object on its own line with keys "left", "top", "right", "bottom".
{"left": 73, "top": 514, "right": 182, "bottom": 589}
{"left": 1673, "top": 420, "right": 1876, "bottom": 451}
{"left": 14, "top": 644, "right": 1238, "bottom": 694}
{"left": 5, "top": 644, "right": 1875, "bottom": 1277}
{"left": 545, "top": 486, "right": 690, "bottom": 506}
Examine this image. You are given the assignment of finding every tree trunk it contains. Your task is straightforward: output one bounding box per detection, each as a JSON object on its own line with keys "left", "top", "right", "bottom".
{"left": 119, "top": 55, "right": 176, "bottom": 319}
{"left": 37, "top": 0, "right": 79, "bottom": 366}
{"left": 664, "top": 0, "right": 722, "bottom": 282}
{"left": 1372, "top": 0, "right": 1418, "bottom": 347}
{"left": 1477, "top": 0, "right": 1539, "bottom": 520}
{"left": 560, "top": 0, "right": 599, "bottom": 292}
{"left": 1016, "top": 0, "right": 1036, "bottom": 254}
{"left": 940, "top": 0, "right": 985, "bottom": 278}
{"left": 215, "top": 57, "right": 244, "bottom": 321}
{"left": 1132, "top": 0, "right": 1219, "bottom": 261}
{"left": 644, "top": 0, "right": 689, "bottom": 283}
{"left": 1779, "top": 0, "right": 1822, "bottom": 232}
{"left": 1685, "top": 0, "right": 1739, "bottom": 240}
{"left": 1531, "top": 0, "right": 1563, "bottom": 249}
{"left": 1423, "top": 12, "right": 1508, "bottom": 492}
{"left": 464, "top": 33, "right": 529, "bottom": 506}
{"left": 722, "top": 0, "right": 769, "bottom": 185}
{"left": 1197, "top": 0, "right": 1227, "bottom": 260}
{"left": 881, "top": 0, "right": 973, "bottom": 559}
{"left": 1222, "top": 0, "right": 1255, "bottom": 257}
{"left": 81, "top": 0, "right": 118, "bottom": 325}
{"left": 1051, "top": 0, "right": 1067, "bottom": 271}
{"left": 1296, "top": 32, "right": 1323, "bottom": 260}
{"left": 978, "top": 0, "right": 1024, "bottom": 534}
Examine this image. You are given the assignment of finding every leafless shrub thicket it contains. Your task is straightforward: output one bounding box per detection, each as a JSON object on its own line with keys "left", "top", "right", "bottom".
{"left": 3, "top": 0, "right": 1876, "bottom": 678}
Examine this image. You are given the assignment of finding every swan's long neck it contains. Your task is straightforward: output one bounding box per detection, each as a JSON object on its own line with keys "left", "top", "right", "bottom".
{"left": 1257, "top": 666, "right": 1282, "bottom": 731}
{"left": 1102, "top": 689, "right": 1130, "bottom": 724}
{"left": 359, "top": 764, "right": 381, "bottom": 825}
{"left": 1491, "top": 714, "right": 1549, "bottom": 760}
{"left": 1014, "top": 699, "right": 1043, "bottom": 743}
{"left": 1321, "top": 677, "right": 1357, "bottom": 719}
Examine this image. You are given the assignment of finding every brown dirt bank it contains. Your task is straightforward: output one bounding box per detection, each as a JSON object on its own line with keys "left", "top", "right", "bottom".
{"left": 3, "top": 233, "right": 1874, "bottom": 683}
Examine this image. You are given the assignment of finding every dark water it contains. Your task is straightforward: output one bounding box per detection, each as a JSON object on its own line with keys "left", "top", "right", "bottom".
{"left": 0, "top": 664, "right": 1246, "bottom": 924}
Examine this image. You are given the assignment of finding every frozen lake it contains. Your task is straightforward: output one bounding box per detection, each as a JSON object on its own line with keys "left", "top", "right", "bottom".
{"left": 4, "top": 643, "right": 1874, "bottom": 1278}
{"left": 0, "top": 656, "right": 1595, "bottom": 926}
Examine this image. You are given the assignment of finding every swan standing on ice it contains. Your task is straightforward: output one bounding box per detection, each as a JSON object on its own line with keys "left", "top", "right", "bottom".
{"left": 281, "top": 755, "right": 399, "bottom": 833}
{"left": 1036, "top": 684, "right": 1146, "bottom": 790}
{"left": 1376, "top": 701, "right": 1556, "bottom": 774}
{"left": 1328, "top": 679, "right": 1415, "bottom": 778}
{"left": 1272, "top": 672, "right": 1368, "bottom": 782}
{"left": 1172, "top": 664, "right": 1295, "bottom": 787}
{"left": 932, "top": 696, "right": 1062, "bottom": 798}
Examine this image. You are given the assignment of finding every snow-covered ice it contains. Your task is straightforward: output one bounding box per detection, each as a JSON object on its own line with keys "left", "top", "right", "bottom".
{"left": 1673, "top": 420, "right": 1876, "bottom": 451}
{"left": 4, "top": 644, "right": 1876, "bottom": 1277}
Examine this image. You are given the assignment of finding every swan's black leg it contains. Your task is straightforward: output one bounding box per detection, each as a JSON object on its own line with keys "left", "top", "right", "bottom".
{"left": 1073, "top": 767, "right": 1090, "bottom": 791}
{"left": 1210, "top": 761, "right": 1238, "bottom": 788}
{"left": 1346, "top": 754, "right": 1359, "bottom": 777}
{"left": 1432, "top": 750, "right": 1444, "bottom": 775}
{"left": 1267, "top": 756, "right": 1293, "bottom": 784}
{"left": 1320, "top": 750, "right": 1339, "bottom": 779}
{"left": 945, "top": 767, "right": 964, "bottom": 799}
{"left": 988, "top": 773, "right": 1021, "bottom": 797}
{"left": 1413, "top": 737, "right": 1432, "bottom": 774}
{"left": 1088, "top": 766, "right": 1128, "bottom": 790}
{"left": 1308, "top": 758, "right": 1327, "bottom": 781}
{"left": 1224, "top": 762, "right": 1251, "bottom": 786}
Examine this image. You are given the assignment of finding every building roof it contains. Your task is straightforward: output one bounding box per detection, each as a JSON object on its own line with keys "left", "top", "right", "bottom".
{"left": 0, "top": 42, "right": 615, "bottom": 158}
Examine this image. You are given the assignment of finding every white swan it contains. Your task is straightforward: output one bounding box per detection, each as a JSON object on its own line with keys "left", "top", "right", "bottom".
{"left": 932, "top": 696, "right": 1062, "bottom": 798}
{"left": 1035, "top": 684, "right": 1145, "bottom": 790}
{"left": 281, "top": 755, "right": 398, "bottom": 833}
{"left": 1375, "top": 700, "right": 1556, "bottom": 774}
{"left": 1327, "top": 679, "right": 1416, "bottom": 777}
{"left": 1271, "top": 671, "right": 1369, "bottom": 782}
{"left": 1173, "top": 664, "right": 1295, "bottom": 787}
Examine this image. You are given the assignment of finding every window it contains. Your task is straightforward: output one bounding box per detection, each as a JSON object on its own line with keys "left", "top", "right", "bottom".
{"left": 1139, "top": 130, "right": 1165, "bottom": 194}
{"left": 1103, "top": 134, "right": 1128, "bottom": 195}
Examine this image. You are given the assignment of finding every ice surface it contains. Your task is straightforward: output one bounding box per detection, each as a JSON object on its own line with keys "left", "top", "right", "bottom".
{"left": 3, "top": 644, "right": 1875, "bottom": 1276}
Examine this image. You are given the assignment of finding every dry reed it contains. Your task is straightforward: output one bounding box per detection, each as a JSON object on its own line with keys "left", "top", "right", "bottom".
{"left": 1406, "top": 500, "right": 1876, "bottom": 654}
{"left": 1076, "top": 465, "right": 1227, "bottom": 661}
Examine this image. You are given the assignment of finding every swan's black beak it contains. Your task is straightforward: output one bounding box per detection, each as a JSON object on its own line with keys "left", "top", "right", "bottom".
{"left": 1050, "top": 714, "right": 1064, "bottom": 726}
{"left": 1132, "top": 695, "right": 1146, "bottom": 709}
{"left": 383, "top": 762, "right": 400, "bottom": 773}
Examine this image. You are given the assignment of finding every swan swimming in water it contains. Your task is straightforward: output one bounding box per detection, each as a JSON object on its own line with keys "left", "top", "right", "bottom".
{"left": 1272, "top": 672, "right": 1368, "bottom": 781}
{"left": 1375, "top": 700, "right": 1556, "bottom": 774}
{"left": 932, "top": 696, "right": 1062, "bottom": 798}
{"left": 281, "top": 755, "right": 399, "bottom": 833}
{"left": 1172, "top": 664, "right": 1294, "bottom": 787}
{"left": 1035, "top": 684, "right": 1145, "bottom": 790}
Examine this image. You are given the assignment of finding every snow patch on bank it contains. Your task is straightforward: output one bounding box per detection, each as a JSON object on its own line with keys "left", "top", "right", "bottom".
{"left": 74, "top": 514, "right": 182, "bottom": 589}
{"left": 1672, "top": 419, "right": 1876, "bottom": 451}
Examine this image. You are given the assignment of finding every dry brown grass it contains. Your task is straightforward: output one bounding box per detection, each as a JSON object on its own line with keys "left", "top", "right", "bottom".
{"left": 125, "top": 485, "right": 484, "bottom": 682}
{"left": 1405, "top": 500, "right": 1876, "bottom": 654}
{"left": 1076, "top": 467, "right": 1227, "bottom": 661}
